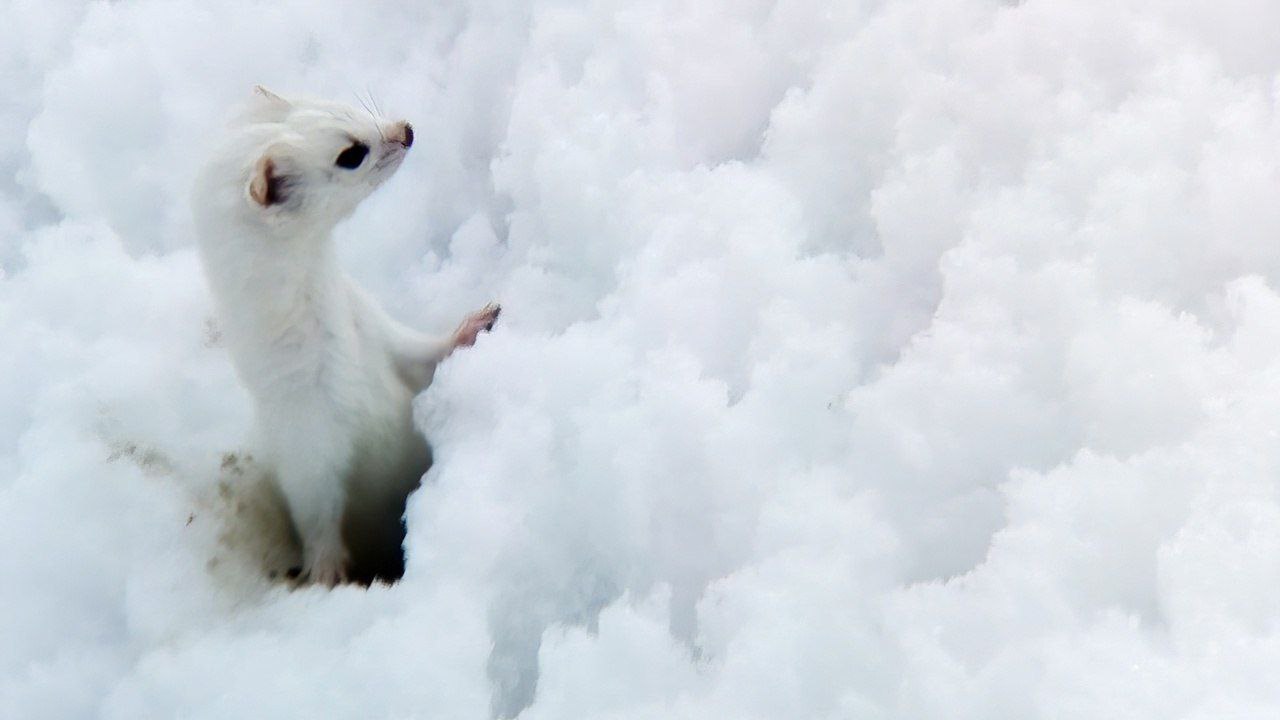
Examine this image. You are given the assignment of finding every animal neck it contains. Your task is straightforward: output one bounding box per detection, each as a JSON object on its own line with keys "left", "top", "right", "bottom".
{"left": 201, "top": 218, "right": 347, "bottom": 330}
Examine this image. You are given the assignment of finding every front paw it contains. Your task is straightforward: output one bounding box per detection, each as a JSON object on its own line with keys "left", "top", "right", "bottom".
{"left": 453, "top": 302, "right": 501, "bottom": 348}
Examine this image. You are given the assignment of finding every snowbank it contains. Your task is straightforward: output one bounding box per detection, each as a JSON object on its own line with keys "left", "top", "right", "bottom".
{"left": 3, "top": 0, "right": 1280, "bottom": 717}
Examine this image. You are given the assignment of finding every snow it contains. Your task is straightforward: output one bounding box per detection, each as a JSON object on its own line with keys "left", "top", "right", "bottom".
{"left": 3, "top": 0, "right": 1280, "bottom": 717}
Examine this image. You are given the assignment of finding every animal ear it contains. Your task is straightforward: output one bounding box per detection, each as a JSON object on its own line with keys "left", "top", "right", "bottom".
{"left": 248, "top": 155, "right": 286, "bottom": 207}
{"left": 252, "top": 85, "right": 290, "bottom": 107}
{"left": 247, "top": 85, "right": 292, "bottom": 122}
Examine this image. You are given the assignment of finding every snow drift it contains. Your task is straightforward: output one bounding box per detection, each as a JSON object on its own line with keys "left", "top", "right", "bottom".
{"left": 4, "top": 0, "right": 1280, "bottom": 717}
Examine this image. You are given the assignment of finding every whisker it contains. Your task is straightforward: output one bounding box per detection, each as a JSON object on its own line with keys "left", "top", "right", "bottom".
{"left": 355, "top": 89, "right": 386, "bottom": 143}
{"left": 355, "top": 93, "right": 374, "bottom": 118}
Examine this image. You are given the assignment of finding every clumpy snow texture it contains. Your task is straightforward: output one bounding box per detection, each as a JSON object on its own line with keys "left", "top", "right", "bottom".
{"left": 4, "top": 0, "right": 1280, "bottom": 717}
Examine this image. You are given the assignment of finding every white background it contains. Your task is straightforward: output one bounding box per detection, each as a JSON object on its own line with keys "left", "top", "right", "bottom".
{"left": 3, "top": 0, "right": 1280, "bottom": 717}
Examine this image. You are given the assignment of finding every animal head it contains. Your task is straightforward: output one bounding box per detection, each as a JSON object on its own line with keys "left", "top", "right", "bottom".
{"left": 233, "top": 86, "right": 413, "bottom": 230}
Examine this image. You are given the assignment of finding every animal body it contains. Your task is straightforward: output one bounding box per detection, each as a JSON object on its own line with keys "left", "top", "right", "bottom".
{"left": 193, "top": 87, "right": 499, "bottom": 585}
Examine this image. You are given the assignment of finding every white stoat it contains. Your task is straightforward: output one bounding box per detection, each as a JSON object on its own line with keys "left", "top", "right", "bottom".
{"left": 192, "top": 87, "right": 499, "bottom": 586}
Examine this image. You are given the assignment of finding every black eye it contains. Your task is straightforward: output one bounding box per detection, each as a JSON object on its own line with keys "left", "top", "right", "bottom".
{"left": 334, "top": 142, "right": 369, "bottom": 169}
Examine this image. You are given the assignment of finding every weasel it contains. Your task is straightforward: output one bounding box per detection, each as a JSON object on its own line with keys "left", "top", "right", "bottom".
{"left": 192, "top": 87, "right": 499, "bottom": 586}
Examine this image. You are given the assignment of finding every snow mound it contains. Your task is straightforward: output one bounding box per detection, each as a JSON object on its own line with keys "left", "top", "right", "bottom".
{"left": 4, "top": 1, "right": 1280, "bottom": 717}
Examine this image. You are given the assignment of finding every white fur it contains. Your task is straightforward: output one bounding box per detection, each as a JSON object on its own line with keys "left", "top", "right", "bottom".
{"left": 192, "top": 88, "right": 497, "bottom": 585}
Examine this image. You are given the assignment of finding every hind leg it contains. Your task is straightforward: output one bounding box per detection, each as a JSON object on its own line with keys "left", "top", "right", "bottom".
{"left": 299, "top": 516, "right": 348, "bottom": 587}
{"left": 269, "top": 421, "right": 352, "bottom": 587}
